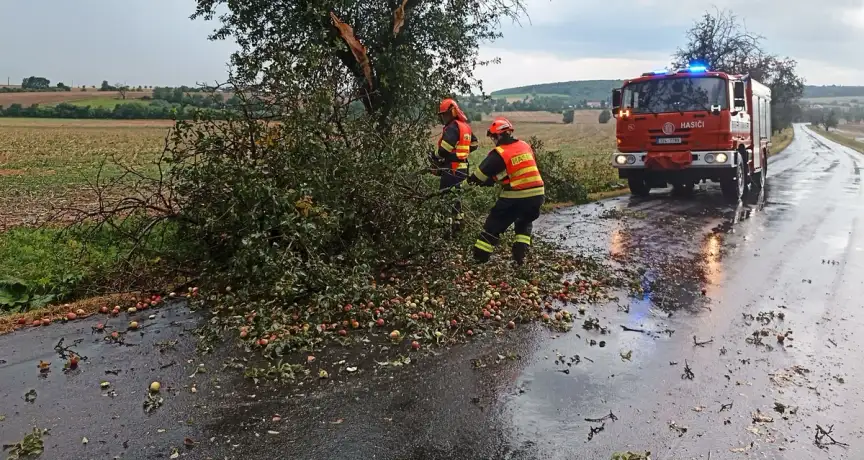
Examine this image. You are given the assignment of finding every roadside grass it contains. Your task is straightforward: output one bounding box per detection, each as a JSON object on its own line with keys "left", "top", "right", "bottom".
{"left": 813, "top": 127, "right": 864, "bottom": 153}
{"left": 770, "top": 128, "right": 794, "bottom": 156}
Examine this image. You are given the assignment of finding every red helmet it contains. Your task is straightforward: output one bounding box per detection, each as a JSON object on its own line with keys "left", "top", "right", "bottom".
{"left": 439, "top": 98, "right": 459, "bottom": 114}
{"left": 487, "top": 117, "right": 514, "bottom": 136}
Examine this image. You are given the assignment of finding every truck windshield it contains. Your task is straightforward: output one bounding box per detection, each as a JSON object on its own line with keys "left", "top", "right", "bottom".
{"left": 623, "top": 76, "right": 728, "bottom": 114}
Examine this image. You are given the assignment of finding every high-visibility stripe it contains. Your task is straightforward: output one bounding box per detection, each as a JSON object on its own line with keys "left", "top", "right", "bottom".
{"left": 452, "top": 162, "right": 469, "bottom": 169}
{"left": 495, "top": 170, "right": 508, "bottom": 181}
{"left": 509, "top": 176, "right": 544, "bottom": 188}
{"left": 500, "top": 186, "right": 545, "bottom": 199}
{"left": 511, "top": 165, "right": 538, "bottom": 178}
{"left": 473, "top": 170, "right": 489, "bottom": 181}
{"left": 495, "top": 146, "right": 505, "bottom": 154}
{"left": 455, "top": 145, "right": 471, "bottom": 151}
{"left": 474, "top": 240, "right": 494, "bottom": 253}
{"left": 440, "top": 140, "right": 454, "bottom": 151}
{"left": 514, "top": 234, "right": 532, "bottom": 245}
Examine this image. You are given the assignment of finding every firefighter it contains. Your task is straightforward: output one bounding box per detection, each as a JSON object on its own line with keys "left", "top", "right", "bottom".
{"left": 467, "top": 117, "right": 545, "bottom": 265}
{"left": 430, "top": 98, "right": 479, "bottom": 235}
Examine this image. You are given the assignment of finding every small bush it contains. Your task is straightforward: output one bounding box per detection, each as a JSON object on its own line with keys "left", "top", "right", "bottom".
{"left": 528, "top": 136, "right": 588, "bottom": 204}
{"left": 562, "top": 109, "right": 575, "bottom": 124}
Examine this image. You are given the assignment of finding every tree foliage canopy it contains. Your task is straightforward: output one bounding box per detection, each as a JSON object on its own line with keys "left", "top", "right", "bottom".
{"left": 192, "top": 0, "right": 525, "bottom": 131}
{"left": 672, "top": 8, "right": 805, "bottom": 132}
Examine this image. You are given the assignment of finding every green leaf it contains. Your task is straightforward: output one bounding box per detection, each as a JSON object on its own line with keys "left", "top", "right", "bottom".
{"left": 28, "top": 294, "right": 55, "bottom": 309}
{"left": 0, "top": 279, "right": 29, "bottom": 307}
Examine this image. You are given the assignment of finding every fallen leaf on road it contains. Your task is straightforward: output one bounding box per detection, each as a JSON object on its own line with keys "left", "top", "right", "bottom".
{"left": 0, "top": 414, "right": 5, "bottom": 422}
{"left": 330, "top": 419, "right": 344, "bottom": 425}
{"left": 746, "top": 426, "right": 760, "bottom": 435}
{"left": 611, "top": 452, "right": 651, "bottom": 460}
{"left": 170, "top": 448, "right": 180, "bottom": 459}
{"left": 752, "top": 410, "right": 774, "bottom": 423}
{"left": 100, "top": 382, "right": 110, "bottom": 389}
{"left": 143, "top": 393, "right": 164, "bottom": 414}
{"left": 184, "top": 437, "right": 196, "bottom": 447}
{"left": 23, "top": 389, "right": 37, "bottom": 403}
{"left": 730, "top": 442, "right": 754, "bottom": 453}
{"left": 3, "top": 427, "right": 46, "bottom": 459}
{"left": 267, "top": 430, "right": 280, "bottom": 435}
{"left": 319, "top": 369, "right": 329, "bottom": 379}
{"left": 346, "top": 367, "right": 357, "bottom": 373}
{"left": 620, "top": 350, "right": 632, "bottom": 362}
{"left": 82, "top": 437, "right": 88, "bottom": 445}
{"left": 692, "top": 406, "right": 705, "bottom": 412}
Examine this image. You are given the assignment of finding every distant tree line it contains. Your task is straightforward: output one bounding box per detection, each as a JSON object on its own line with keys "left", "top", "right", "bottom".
{"left": 0, "top": 101, "right": 226, "bottom": 120}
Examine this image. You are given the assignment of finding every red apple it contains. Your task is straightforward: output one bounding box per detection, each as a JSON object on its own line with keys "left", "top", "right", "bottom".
{"left": 258, "top": 338, "right": 269, "bottom": 346}
{"left": 66, "top": 312, "right": 77, "bottom": 321}
{"left": 376, "top": 318, "right": 385, "bottom": 327}
{"left": 338, "top": 329, "right": 347, "bottom": 336}
{"left": 95, "top": 323, "right": 105, "bottom": 331}
{"left": 411, "top": 341, "right": 420, "bottom": 350}
{"left": 343, "top": 304, "right": 352, "bottom": 312}
{"left": 32, "top": 320, "right": 42, "bottom": 327}
{"left": 351, "top": 320, "right": 360, "bottom": 329}
{"left": 240, "top": 330, "right": 248, "bottom": 338}
{"left": 42, "top": 318, "right": 51, "bottom": 325}
{"left": 100, "top": 306, "right": 109, "bottom": 314}
{"left": 507, "top": 321, "right": 515, "bottom": 329}
{"left": 451, "top": 319, "right": 458, "bottom": 327}
{"left": 111, "top": 331, "right": 119, "bottom": 339}
{"left": 466, "top": 329, "right": 474, "bottom": 336}
{"left": 483, "top": 310, "right": 491, "bottom": 318}
{"left": 17, "top": 317, "right": 27, "bottom": 325}
{"left": 76, "top": 309, "right": 85, "bottom": 316}
{"left": 389, "top": 330, "right": 400, "bottom": 340}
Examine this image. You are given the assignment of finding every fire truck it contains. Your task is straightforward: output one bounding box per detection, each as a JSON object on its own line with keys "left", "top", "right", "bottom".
{"left": 610, "top": 64, "right": 771, "bottom": 203}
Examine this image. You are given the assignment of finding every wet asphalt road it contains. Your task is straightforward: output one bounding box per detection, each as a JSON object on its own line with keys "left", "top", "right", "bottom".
{"left": 2, "top": 124, "right": 864, "bottom": 459}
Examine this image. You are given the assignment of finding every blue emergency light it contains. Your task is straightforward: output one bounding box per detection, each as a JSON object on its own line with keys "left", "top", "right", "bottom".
{"left": 687, "top": 62, "right": 707, "bottom": 72}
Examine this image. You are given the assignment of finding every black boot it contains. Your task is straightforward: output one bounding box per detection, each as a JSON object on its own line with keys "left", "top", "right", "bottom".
{"left": 512, "top": 242, "right": 529, "bottom": 266}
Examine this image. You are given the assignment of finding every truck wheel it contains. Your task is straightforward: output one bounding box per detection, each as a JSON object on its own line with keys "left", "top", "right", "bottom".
{"left": 720, "top": 158, "right": 746, "bottom": 204}
{"left": 628, "top": 175, "right": 651, "bottom": 197}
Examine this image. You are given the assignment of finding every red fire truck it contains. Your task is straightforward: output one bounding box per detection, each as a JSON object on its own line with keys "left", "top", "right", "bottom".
{"left": 610, "top": 64, "right": 771, "bottom": 203}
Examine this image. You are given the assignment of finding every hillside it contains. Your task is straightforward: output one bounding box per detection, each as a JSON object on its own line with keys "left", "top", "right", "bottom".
{"left": 492, "top": 80, "right": 864, "bottom": 102}
{"left": 803, "top": 85, "right": 864, "bottom": 99}
{"left": 491, "top": 80, "right": 622, "bottom": 101}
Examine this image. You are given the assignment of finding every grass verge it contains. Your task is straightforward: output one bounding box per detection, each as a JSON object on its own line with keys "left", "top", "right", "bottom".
{"left": 770, "top": 128, "right": 795, "bottom": 156}
{"left": 813, "top": 127, "right": 864, "bottom": 153}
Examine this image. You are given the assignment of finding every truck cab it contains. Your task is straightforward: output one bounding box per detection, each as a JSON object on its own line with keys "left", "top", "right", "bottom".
{"left": 610, "top": 64, "right": 771, "bottom": 203}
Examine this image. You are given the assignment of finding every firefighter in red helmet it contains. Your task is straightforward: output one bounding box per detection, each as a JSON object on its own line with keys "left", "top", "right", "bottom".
{"left": 430, "top": 98, "right": 479, "bottom": 236}
{"left": 467, "top": 117, "right": 545, "bottom": 265}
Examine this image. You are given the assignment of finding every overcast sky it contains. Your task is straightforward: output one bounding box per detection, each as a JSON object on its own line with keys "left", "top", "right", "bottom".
{"left": 1, "top": 0, "right": 862, "bottom": 91}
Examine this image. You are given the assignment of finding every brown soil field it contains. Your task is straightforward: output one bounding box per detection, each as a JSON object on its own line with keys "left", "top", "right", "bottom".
{"left": 0, "top": 90, "right": 153, "bottom": 106}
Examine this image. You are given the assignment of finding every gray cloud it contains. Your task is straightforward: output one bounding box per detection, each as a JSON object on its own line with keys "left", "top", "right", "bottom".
{"left": 0, "top": 0, "right": 860, "bottom": 88}
{"left": 499, "top": 0, "right": 864, "bottom": 83}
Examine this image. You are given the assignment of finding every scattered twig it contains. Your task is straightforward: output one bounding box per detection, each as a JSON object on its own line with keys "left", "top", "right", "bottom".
{"left": 669, "top": 421, "right": 688, "bottom": 437}
{"left": 587, "top": 423, "right": 605, "bottom": 441}
{"left": 159, "top": 361, "right": 177, "bottom": 369}
{"left": 720, "top": 402, "right": 733, "bottom": 412}
{"left": 815, "top": 424, "right": 848, "bottom": 449}
{"left": 621, "top": 325, "right": 647, "bottom": 334}
{"left": 54, "top": 338, "right": 87, "bottom": 361}
{"left": 828, "top": 339, "right": 837, "bottom": 347}
{"left": 693, "top": 335, "right": 713, "bottom": 347}
{"left": 681, "top": 360, "right": 694, "bottom": 380}
{"left": 584, "top": 411, "right": 618, "bottom": 423}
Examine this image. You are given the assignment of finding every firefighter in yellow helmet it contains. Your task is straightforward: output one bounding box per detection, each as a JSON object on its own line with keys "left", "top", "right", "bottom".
{"left": 467, "top": 117, "right": 545, "bottom": 265}
{"left": 429, "top": 98, "right": 479, "bottom": 236}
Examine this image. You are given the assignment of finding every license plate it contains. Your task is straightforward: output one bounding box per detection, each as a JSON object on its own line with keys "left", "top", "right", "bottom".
{"left": 657, "top": 137, "right": 682, "bottom": 144}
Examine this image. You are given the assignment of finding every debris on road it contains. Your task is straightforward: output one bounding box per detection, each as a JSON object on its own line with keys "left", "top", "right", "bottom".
{"left": 815, "top": 424, "right": 849, "bottom": 449}
{"left": 681, "top": 360, "right": 694, "bottom": 380}
{"left": 611, "top": 452, "right": 651, "bottom": 460}
{"left": 669, "top": 421, "right": 688, "bottom": 437}
{"left": 585, "top": 411, "right": 619, "bottom": 423}
{"left": 2, "top": 427, "right": 48, "bottom": 459}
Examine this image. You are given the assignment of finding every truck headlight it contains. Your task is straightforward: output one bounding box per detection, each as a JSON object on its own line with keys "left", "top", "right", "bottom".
{"left": 626, "top": 155, "right": 636, "bottom": 164}
{"left": 615, "top": 155, "right": 628, "bottom": 165}
{"left": 704, "top": 153, "right": 715, "bottom": 163}
{"left": 715, "top": 153, "right": 728, "bottom": 163}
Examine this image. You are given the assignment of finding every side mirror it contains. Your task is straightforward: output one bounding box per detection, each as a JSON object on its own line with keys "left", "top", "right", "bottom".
{"left": 732, "top": 81, "right": 746, "bottom": 112}
{"left": 611, "top": 89, "right": 622, "bottom": 117}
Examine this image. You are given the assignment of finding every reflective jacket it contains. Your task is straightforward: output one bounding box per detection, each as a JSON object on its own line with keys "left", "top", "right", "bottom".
{"left": 437, "top": 119, "right": 479, "bottom": 170}
{"left": 469, "top": 138, "right": 545, "bottom": 199}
